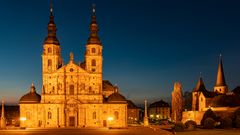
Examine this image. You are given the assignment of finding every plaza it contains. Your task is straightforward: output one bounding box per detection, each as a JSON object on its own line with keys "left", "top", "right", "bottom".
{"left": 0, "top": 127, "right": 172, "bottom": 135}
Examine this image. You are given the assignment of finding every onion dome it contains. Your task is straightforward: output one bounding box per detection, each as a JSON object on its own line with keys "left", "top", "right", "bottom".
{"left": 107, "top": 92, "right": 126, "bottom": 103}
{"left": 44, "top": 2, "right": 60, "bottom": 45}
{"left": 210, "top": 94, "right": 240, "bottom": 107}
{"left": 19, "top": 83, "right": 41, "bottom": 104}
{"left": 87, "top": 4, "right": 102, "bottom": 45}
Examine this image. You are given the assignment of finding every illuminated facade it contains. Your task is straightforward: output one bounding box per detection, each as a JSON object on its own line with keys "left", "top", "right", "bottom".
{"left": 182, "top": 56, "right": 240, "bottom": 125}
{"left": 148, "top": 100, "right": 170, "bottom": 120}
{"left": 19, "top": 5, "right": 127, "bottom": 128}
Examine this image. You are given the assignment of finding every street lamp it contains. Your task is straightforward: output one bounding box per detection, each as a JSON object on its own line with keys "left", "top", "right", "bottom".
{"left": 20, "top": 117, "right": 26, "bottom": 129}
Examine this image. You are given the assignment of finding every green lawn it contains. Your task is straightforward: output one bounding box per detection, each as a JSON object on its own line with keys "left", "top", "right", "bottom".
{"left": 176, "top": 129, "right": 240, "bottom": 135}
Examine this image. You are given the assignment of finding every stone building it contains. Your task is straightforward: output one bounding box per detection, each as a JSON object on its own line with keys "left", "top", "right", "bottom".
{"left": 127, "top": 100, "right": 140, "bottom": 124}
{"left": 182, "top": 56, "right": 240, "bottom": 125}
{"left": 148, "top": 100, "right": 170, "bottom": 120}
{"left": 19, "top": 5, "right": 127, "bottom": 128}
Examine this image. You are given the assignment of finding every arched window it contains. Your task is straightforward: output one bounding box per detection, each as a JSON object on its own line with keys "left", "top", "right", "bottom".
{"left": 114, "top": 111, "right": 119, "bottom": 120}
{"left": 48, "top": 47, "right": 52, "bottom": 53}
{"left": 69, "top": 85, "right": 74, "bottom": 95}
{"left": 48, "top": 112, "right": 52, "bottom": 119}
{"left": 48, "top": 59, "right": 52, "bottom": 67}
{"left": 91, "top": 59, "right": 96, "bottom": 66}
{"left": 92, "top": 48, "right": 96, "bottom": 53}
{"left": 93, "top": 111, "right": 96, "bottom": 119}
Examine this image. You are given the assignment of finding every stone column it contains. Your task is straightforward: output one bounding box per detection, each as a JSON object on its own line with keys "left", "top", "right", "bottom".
{"left": 1, "top": 100, "right": 6, "bottom": 129}
{"left": 143, "top": 99, "right": 149, "bottom": 126}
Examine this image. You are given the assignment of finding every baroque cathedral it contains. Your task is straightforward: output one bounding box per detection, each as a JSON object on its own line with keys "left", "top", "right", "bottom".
{"left": 19, "top": 5, "right": 127, "bottom": 128}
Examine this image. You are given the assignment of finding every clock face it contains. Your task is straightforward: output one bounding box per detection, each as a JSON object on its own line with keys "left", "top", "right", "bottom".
{"left": 70, "top": 68, "right": 74, "bottom": 72}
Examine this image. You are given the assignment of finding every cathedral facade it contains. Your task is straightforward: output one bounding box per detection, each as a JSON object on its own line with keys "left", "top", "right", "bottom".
{"left": 19, "top": 5, "right": 127, "bottom": 128}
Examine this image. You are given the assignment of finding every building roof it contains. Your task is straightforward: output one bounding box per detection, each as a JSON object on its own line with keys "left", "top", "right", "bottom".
{"left": 149, "top": 100, "right": 170, "bottom": 108}
{"left": 107, "top": 92, "right": 126, "bottom": 103}
{"left": 19, "top": 83, "right": 41, "bottom": 104}
{"left": 87, "top": 5, "right": 101, "bottom": 45}
{"left": 210, "top": 94, "right": 240, "bottom": 107}
{"left": 215, "top": 55, "right": 227, "bottom": 87}
{"left": 103, "top": 80, "right": 116, "bottom": 92}
{"left": 44, "top": 3, "right": 60, "bottom": 45}
{"left": 127, "top": 100, "right": 139, "bottom": 109}
{"left": 232, "top": 86, "right": 240, "bottom": 96}
{"left": 193, "top": 77, "right": 207, "bottom": 92}
{"left": 201, "top": 90, "right": 216, "bottom": 98}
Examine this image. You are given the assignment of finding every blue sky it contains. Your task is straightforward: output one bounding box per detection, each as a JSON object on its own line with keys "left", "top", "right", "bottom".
{"left": 0, "top": 0, "right": 240, "bottom": 104}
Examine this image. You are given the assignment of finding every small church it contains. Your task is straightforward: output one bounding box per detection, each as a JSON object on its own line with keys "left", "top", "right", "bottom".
{"left": 19, "top": 4, "right": 128, "bottom": 128}
{"left": 182, "top": 56, "right": 240, "bottom": 125}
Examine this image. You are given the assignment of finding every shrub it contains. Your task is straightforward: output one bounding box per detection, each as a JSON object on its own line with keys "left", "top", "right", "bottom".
{"left": 185, "top": 120, "right": 197, "bottom": 130}
{"left": 235, "top": 117, "right": 240, "bottom": 128}
{"left": 220, "top": 117, "right": 232, "bottom": 129}
{"left": 203, "top": 117, "right": 215, "bottom": 129}
{"left": 233, "top": 108, "right": 240, "bottom": 128}
{"left": 201, "top": 109, "right": 219, "bottom": 126}
{"left": 174, "top": 122, "right": 185, "bottom": 132}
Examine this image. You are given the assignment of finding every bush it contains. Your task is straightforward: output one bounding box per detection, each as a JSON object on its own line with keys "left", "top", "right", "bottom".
{"left": 233, "top": 108, "right": 240, "bottom": 128}
{"left": 185, "top": 120, "right": 197, "bottom": 130}
{"left": 235, "top": 117, "right": 240, "bottom": 128}
{"left": 201, "top": 109, "right": 219, "bottom": 126}
{"left": 203, "top": 117, "right": 215, "bottom": 129}
{"left": 220, "top": 117, "right": 232, "bottom": 129}
{"left": 174, "top": 122, "right": 185, "bottom": 132}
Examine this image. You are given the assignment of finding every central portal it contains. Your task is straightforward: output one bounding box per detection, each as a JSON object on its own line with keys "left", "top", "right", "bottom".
{"left": 69, "top": 117, "right": 75, "bottom": 127}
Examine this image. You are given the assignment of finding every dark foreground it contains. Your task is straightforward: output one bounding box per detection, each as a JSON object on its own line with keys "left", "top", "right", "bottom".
{"left": 0, "top": 127, "right": 173, "bottom": 135}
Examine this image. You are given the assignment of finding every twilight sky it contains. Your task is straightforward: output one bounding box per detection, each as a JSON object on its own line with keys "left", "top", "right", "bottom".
{"left": 0, "top": 0, "right": 240, "bottom": 105}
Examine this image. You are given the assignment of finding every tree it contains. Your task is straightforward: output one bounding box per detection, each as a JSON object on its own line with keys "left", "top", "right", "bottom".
{"left": 171, "top": 82, "right": 184, "bottom": 122}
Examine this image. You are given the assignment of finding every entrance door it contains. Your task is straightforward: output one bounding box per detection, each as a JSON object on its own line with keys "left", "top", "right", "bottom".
{"left": 69, "top": 117, "right": 75, "bottom": 127}
{"left": 103, "top": 120, "right": 107, "bottom": 127}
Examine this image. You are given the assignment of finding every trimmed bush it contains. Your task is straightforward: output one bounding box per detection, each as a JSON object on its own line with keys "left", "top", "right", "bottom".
{"left": 201, "top": 109, "right": 219, "bottom": 126}
{"left": 174, "top": 122, "right": 185, "bottom": 132}
{"left": 203, "top": 117, "right": 215, "bottom": 129}
{"left": 185, "top": 120, "right": 197, "bottom": 130}
{"left": 220, "top": 117, "right": 232, "bottom": 129}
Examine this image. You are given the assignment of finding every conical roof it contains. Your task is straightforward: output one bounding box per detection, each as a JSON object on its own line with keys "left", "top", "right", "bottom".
{"left": 193, "top": 76, "right": 207, "bottom": 92}
{"left": 215, "top": 55, "right": 227, "bottom": 87}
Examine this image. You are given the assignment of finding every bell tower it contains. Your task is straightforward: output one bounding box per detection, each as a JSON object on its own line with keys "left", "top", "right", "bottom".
{"left": 85, "top": 5, "right": 103, "bottom": 74}
{"left": 42, "top": 2, "right": 62, "bottom": 74}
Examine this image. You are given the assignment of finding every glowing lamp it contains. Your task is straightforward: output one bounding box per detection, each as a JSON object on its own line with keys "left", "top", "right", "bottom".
{"left": 20, "top": 117, "right": 26, "bottom": 121}
{"left": 107, "top": 117, "right": 113, "bottom": 121}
